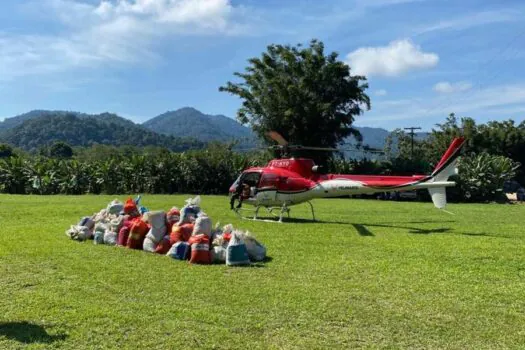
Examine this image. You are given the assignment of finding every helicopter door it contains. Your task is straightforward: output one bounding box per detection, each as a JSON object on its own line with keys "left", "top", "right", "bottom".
{"left": 257, "top": 172, "right": 279, "bottom": 204}
{"left": 239, "top": 172, "right": 261, "bottom": 199}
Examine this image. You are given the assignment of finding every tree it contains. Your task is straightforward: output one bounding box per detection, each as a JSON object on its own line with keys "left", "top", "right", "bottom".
{"left": 0, "top": 143, "right": 13, "bottom": 158}
{"left": 49, "top": 141, "right": 73, "bottom": 159}
{"left": 219, "top": 39, "right": 370, "bottom": 165}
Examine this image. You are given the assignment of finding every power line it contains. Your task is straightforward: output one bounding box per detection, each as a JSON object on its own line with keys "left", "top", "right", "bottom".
{"left": 404, "top": 126, "right": 422, "bottom": 160}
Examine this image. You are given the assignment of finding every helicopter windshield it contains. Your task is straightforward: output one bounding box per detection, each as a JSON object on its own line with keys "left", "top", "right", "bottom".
{"left": 241, "top": 172, "right": 261, "bottom": 187}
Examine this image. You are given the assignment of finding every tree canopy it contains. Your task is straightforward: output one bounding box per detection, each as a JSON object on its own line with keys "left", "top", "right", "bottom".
{"left": 0, "top": 143, "right": 13, "bottom": 158}
{"left": 48, "top": 141, "right": 73, "bottom": 159}
{"left": 219, "top": 39, "right": 370, "bottom": 163}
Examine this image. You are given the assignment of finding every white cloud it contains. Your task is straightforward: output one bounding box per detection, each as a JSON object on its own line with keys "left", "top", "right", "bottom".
{"left": 0, "top": 0, "right": 247, "bottom": 81}
{"left": 433, "top": 81, "right": 472, "bottom": 94}
{"left": 345, "top": 39, "right": 439, "bottom": 77}
{"left": 415, "top": 9, "right": 521, "bottom": 35}
{"left": 375, "top": 89, "right": 387, "bottom": 96}
{"left": 360, "top": 83, "right": 525, "bottom": 125}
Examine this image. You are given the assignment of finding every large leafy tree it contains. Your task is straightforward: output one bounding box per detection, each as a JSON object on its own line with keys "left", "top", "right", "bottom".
{"left": 219, "top": 39, "right": 370, "bottom": 164}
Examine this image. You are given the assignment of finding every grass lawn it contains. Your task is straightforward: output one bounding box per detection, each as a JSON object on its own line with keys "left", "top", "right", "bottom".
{"left": 0, "top": 194, "right": 524, "bottom": 349}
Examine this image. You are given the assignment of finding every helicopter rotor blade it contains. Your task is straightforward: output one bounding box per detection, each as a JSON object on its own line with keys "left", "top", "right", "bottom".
{"left": 291, "top": 145, "right": 340, "bottom": 152}
{"left": 266, "top": 131, "right": 288, "bottom": 146}
{"left": 338, "top": 148, "right": 386, "bottom": 154}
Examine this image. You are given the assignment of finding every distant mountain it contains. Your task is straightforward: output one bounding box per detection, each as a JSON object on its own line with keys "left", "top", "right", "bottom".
{"left": 142, "top": 107, "right": 413, "bottom": 152}
{"left": 0, "top": 107, "right": 430, "bottom": 157}
{"left": 0, "top": 110, "right": 88, "bottom": 131}
{"left": 143, "top": 107, "right": 258, "bottom": 147}
{"left": 0, "top": 111, "right": 204, "bottom": 152}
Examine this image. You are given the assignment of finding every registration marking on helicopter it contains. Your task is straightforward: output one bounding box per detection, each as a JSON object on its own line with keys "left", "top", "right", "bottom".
{"left": 272, "top": 160, "right": 291, "bottom": 167}
{"left": 338, "top": 185, "right": 359, "bottom": 190}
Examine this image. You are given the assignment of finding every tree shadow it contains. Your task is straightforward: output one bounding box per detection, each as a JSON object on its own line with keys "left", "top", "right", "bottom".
{"left": 0, "top": 322, "right": 67, "bottom": 344}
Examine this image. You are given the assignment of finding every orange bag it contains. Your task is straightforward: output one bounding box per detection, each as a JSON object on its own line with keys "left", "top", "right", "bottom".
{"left": 169, "top": 223, "right": 194, "bottom": 244}
{"left": 127, "top": 219, "right": 149, "bottom": 250}
{"left": 188, "top": 234, "right": 211, "bottom": 264}
{"left": 124, "top": 198, "right": 139, "bottom": 216}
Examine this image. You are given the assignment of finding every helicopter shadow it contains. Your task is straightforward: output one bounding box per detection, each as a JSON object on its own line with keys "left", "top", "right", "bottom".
{"left": 265, "top": 217, "right": 453, "bottom": 236}
{"left": 259, "top": 217, "right": 504, "bottom": 238}
{"left": 351, "top": 223, "right": 453, "bottom": 236}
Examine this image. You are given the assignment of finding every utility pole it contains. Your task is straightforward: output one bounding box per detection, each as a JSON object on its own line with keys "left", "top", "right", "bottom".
{"left": 404, "top": 126, "right": 422, "bottom": 160}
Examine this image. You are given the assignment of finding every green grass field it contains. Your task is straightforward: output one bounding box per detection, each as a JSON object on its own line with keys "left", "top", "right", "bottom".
{"left": 1, "top": 194, "right": 524, "bottom": 349}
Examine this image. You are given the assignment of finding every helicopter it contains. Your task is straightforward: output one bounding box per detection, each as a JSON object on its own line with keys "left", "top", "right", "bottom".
{"left": 229, "top": 131, "right": 466, "bottom": 222}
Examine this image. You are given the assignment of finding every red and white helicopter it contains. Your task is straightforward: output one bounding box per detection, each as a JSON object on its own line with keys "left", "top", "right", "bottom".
{"left": 229, "top": 132, "right": 466, "bottom": 222}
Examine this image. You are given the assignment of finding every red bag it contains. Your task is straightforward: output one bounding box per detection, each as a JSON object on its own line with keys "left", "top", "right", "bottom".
{"left": 155, "top": 236, "right": 172, "bottom": 255}
{"left": 127, "top": 219, "right": 149, "bottom": 250}
{"left": 170, "top": 223, "right": 194, "bottom": 244}
{"left": 117, "top": 226, "right": 130, "bottom": 246}
{"left": 188, "top": 234, "right": 211, "bottom": 264}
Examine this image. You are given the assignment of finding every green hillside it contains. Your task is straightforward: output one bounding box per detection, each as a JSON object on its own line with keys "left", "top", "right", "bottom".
{"left": 0, "top": 112, "right": 204, "bottom": 152}
{"left": 0, "top": 108, "right": 427, "bottom": 155}
{"left": 143, "top": 107, "right": 259, "bottom": 146}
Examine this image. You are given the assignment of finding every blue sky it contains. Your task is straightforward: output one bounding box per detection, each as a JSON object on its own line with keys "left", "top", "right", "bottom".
{"left": 0, "top": 0, "right": 524, "bottom": 131}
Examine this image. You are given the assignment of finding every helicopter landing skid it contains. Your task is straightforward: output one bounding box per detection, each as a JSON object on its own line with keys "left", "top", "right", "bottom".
{"left": 233, "top": 201, "right": 316, "bottom": 223}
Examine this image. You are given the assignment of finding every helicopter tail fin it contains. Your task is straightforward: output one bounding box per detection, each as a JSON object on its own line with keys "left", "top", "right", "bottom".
{"left": 428, "top": 187, "right": 447, "bottom": 209}
{"left": 426, "top": 137, "right": 466, "bottom": 209}
{"left": 430, "top": 137, "right": 466, "bottom": 180}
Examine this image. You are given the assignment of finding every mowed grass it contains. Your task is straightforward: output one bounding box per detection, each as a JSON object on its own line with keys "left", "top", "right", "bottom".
{"left": 0, "top": 194, "right": 524, "bottom": 349}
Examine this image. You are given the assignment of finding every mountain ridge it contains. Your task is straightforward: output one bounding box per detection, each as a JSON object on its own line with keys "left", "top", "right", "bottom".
{"left": 0, "top": 111, "right": 205, "bottom": 152}
{"left": 0, "top": 107, "right": 429, "bottom": 153}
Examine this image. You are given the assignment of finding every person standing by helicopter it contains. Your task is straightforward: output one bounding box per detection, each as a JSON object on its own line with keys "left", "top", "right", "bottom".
{"left": 230, "top": 182, "right": 250, "bottom": 210}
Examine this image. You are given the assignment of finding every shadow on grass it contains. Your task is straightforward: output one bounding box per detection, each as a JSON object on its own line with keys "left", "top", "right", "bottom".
{"left": 351, "top": 223, "right": 507, "bottom": 238}
{"left": 0, "top": 322, "right": 67, "bottom": 344}
{"left": 247, "top": 216, "right": 505, "bottom": 239}
{"left": 351, "top": 222, "right": 451, "bottom": 236}
{"left": 275, "top": 217, "right": 457, "bottom": 226}
{"left": 352, "top": 224, "right": 375, "bottom": 236}
{"left": 224, "top": 256, "right": 273, "bottom": 269}
{"left": 251, "top": 256, "right": 273, "bottom": 268}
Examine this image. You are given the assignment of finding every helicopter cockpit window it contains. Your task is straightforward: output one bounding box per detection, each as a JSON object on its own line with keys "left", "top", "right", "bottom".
{"left": 241, "top": 172, "right": 261, "bottom": 188}
{"left": 259, "top": 173, "right": 279, "bottom": 189}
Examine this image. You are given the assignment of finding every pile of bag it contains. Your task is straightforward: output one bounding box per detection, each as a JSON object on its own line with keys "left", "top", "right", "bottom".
{"left": 65, "top": 195, "right": 267, "bottom": 266}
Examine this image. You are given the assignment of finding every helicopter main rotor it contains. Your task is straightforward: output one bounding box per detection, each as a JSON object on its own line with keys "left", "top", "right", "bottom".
{"left": 265, "top": 131, "right": 384, "bottom": 157}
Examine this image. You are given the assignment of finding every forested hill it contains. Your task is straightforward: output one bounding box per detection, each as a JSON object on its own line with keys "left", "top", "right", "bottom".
{"left": 142, "top": 107, "right": 257, "bottom": 145}
{"left": 0, "top": 112, "right": 205, "bottom": 152}
{"left": 0, "top": 110, "right": 90, "bottom": 131}
{"left": 141, "top": 107, "right": 420, "bottom": 150}
{"left": 0, "top": 107, "right": 429, "bottom": 153}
